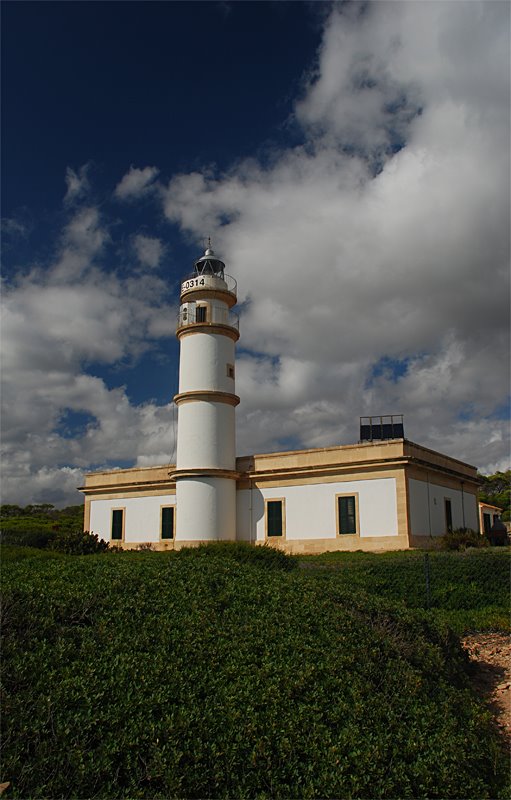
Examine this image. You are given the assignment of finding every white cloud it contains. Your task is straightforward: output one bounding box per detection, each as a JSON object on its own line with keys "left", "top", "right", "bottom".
{"left": 1, "top": 217, "right": 28, "bottom": 238}
{"left": 114, "top": 165, "right": 159, "bottom": 201}
{"left": 133, "top": 234, "right": 165, "bottom": 269}
{"left": 1, "top": 202, "right": 177, "bottom": 506}
{"left": 162, "top": 1, "right": 510, "bottom": 473}
{"left": 64, "top": 164, "right": 91, "bottom": 204}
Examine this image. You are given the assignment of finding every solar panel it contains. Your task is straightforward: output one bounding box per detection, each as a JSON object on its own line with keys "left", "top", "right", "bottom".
{"left": 360, "top": 415, "right": 404, "bottom": 442}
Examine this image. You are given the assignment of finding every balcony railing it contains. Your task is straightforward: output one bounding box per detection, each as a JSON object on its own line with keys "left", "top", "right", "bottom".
{"left": 177, "top": 308, "right": 239, "bottom": 331}
{"left": 180, "top": 272, "right": 237, "bottom": 299}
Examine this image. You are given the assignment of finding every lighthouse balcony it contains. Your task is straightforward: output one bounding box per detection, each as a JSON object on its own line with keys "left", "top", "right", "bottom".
{"left": 180, "top": 273, "right": 237, "bottom": 306}
{"left": 177, "top": 307, "right": 239, "bottom": 334}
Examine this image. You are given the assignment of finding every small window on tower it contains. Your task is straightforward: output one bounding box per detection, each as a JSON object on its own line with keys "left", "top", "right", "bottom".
{"left": 227, "top": 363, "right": 235, "bottom": 379}
{"left": 196, "top": 306, "right": 207, "bottom": 323}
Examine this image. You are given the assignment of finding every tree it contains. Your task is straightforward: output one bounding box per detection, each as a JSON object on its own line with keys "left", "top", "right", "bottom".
{"left": 478, "top": 470, "right": 510, "bottom": 522}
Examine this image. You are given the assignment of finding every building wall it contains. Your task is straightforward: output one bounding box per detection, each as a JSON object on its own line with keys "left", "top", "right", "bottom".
{"left": 408, "top": 478, "right": 478, "bottom": 537}
{"left": 479, "top": 502, "right": 503, "bottom": 535}
{"left": 82, "top": 440, "right": 480, "bottom": 553}
{"left": 237, "top": 477, "right": 399, "bottom": 542}
{"left": 89, "top": 494, "right": 176, "bottom": 544}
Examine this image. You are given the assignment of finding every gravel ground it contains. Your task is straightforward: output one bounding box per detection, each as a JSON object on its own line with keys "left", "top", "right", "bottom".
{"left": 461, "top": 632, "right": 510, "bottom": 746}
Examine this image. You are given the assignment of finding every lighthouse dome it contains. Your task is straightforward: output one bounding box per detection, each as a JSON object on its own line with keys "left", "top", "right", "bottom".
{"left": 194, "top": 246, "right": 225, "bottom": 277}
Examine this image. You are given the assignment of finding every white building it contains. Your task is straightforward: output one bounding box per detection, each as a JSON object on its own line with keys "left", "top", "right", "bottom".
{"left": 81, "top": 247, "right": 480, "bottom": 553}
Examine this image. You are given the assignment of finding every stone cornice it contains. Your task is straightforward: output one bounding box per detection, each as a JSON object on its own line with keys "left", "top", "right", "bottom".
{"left": 170, "top": 468, "right": 240, "bottom": 480}
{"left": 176, "top": 323, "right": 239, "bottom": 342}
{"left": 173, "top": 390, "right": 240, "bottom": 407}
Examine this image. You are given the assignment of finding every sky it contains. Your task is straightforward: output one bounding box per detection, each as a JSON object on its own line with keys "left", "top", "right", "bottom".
{"left": 1, "top": 0, "right": 510, "bottom": 508}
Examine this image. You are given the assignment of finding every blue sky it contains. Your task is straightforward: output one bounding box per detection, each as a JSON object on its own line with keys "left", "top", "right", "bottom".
{"left": 2, "top": 1, "right": 510, "bottom": 506}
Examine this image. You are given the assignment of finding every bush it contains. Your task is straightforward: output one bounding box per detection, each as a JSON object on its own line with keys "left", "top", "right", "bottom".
{"left": 0, "top": 545, "right": 66, "bottom": 563}
{"left": 178, "top": 540, "right": 298, "bottom": 570}
{"left": 1, "top": 552, "right": 508, "bottom": 799}
{"left": 441, "top": 528, "right": 488, "bottom": 551}
{"left": 0, "top": 528, "right": 57, "bottom": 549}
{"left": 49, "top": 530, "right": 109, "bottom": 555}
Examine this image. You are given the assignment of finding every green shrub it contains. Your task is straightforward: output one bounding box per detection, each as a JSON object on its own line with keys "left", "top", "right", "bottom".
{"left": 49, "top": 530, "right": 109, "bottom": 555}
{"left": 0, "top": 545, "right": 66, "bottom": 562}
{"left": 441, "top": 528, "right": 489, "bottom": 551}
{"left": 0, "top": 528, "right": 57, "bottom": 549}
{"left": 1, "top": 552, "right": 508, "bottom": 799}
{"left": 177, "top": 540, "right": 298, "bottom": 570}
{"left": 299, "top": 549, "right": 510, "bottom": 632}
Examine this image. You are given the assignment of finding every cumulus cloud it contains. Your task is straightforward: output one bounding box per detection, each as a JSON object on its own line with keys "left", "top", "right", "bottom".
{"left": 1, "top": 202, "right": 177, "bottom": 506}
{"left": 162, "top": 1, "right": 510, "bottom": 472}
{"left": 133, "top": 234, "right": 165, "bottom": 269}
{"left": 114, "top": 165, "right": 159, "bottom": 201}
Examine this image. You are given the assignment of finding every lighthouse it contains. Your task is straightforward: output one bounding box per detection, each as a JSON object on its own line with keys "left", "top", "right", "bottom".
{"left": 173, "top": 244, "right": 239, "bottom": 542}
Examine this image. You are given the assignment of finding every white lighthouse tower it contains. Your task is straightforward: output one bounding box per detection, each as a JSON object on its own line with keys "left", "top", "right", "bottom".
{"left": 173, "top": 244, "right": 239, "bottom": 543}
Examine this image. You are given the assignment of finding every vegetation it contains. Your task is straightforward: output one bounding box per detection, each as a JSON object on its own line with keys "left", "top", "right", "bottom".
{"left": 176, "top": 540, "right": 298, "bottom": 571}
{"left": 0, "top": 504, "right": 84, "bottom": 549}
{"left": 1, "top": 545, "right": 509, "bottom": 799}
{"left": 441, "top": 527, "right": 489, "bottom": 551}
{"left": 478, "top": 469, "right": 511, "bottom": 521}
{"left": 0, "top": 504, "right": 110, "bottom": 554}
{"left": 299, "top": 548, "right": 510, "bottom": 633}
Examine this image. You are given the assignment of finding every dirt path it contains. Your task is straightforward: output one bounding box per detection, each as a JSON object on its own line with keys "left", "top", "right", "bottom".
{"left": 461, "top": 632, "right": 510, "bottom": 746}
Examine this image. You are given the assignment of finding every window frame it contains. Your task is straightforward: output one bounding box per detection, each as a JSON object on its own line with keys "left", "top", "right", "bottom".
{"left": 335, "top": 492, "right": 360, "bottom": 537}
{"left": 265, "top": 498, "right": 286, "bottom": 539}
{"left": 196, "top": 305, "right": 207, "bottom": 323}
{"left": 111, "top": 507, "right": 125, "bottom": 542}
{"left": 160, "top": 505, "right": 175, "bottom": 541}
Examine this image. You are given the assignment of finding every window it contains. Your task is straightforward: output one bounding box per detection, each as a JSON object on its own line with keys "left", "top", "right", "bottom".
{"left": 226, "top": 363, "right": 235, "bottom": 379}
{"left": 266, "top": 499, "right": 284, "bottom": 537}
{"left": 111, "top": 509, "right": 124, "bottom": 541}
{"left": 444, "top": 499, "right": 453, "bottom": 533}
{"left": 161, "top": 506, "right": 175, "bottom": 540}
{"left": 337, "top": 495, "right": 358, "bottom": 535}
{"left": 196, "top": 306, "right": 207, "bottom": 323}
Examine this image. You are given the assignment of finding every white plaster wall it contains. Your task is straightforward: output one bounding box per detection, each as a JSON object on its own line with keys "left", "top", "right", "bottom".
{"left": 409, "top": 479, "right": 478, "bottom": 537}
{"left": 208, "top": 300, "right": 230, "bottom": 325}
{"left": 179, "top": 331, "right": 235, "bottom": 394}
{"left": 89, "top": 495, "right": 175, "bottom": 543}
{"left": 176, "top": 401, "right": 235, "bottom": 470}
{"left": 175, "top": 478, "right": 236, "bottom": 540}
{"left": 236, "top": 489, "right": 252, "bottom": 542}
{"left": 236, "top": 478, "right": 398, "bottom": 541}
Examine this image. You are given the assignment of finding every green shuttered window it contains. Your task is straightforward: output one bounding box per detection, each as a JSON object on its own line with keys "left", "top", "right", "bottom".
{"left": 338, "top": 496, "right": 357, "bottom": 535}
{"left": 111, "top": 509, "right": 123, "bottom": 540}
{"left": 161, "top": 506, "right": 174, "bottom": 540}
{"left": 267, "top": 500, "right": 283, "bottom": 537}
